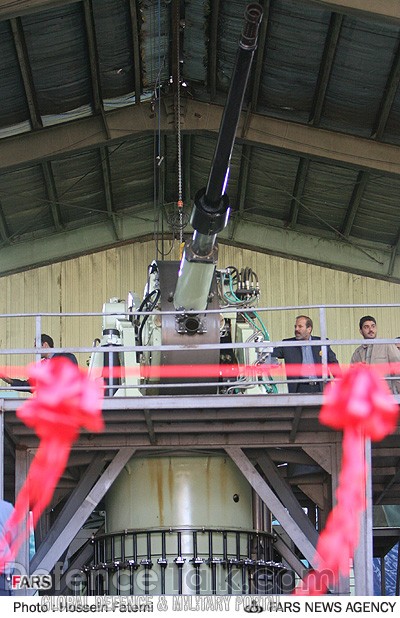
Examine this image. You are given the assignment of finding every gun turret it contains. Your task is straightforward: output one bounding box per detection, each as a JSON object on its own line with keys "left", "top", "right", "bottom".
{"left": 173, "top": 3, "right": 263, "bottom": 313}
{"left": 89, "top": 4, "right": 266, "bottom": 397}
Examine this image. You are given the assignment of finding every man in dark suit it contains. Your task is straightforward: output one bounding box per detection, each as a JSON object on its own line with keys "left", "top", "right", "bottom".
{"left": 34, "top": 333, "right": 78, "bottom": 365}
{"left": 273, "top": 315, "right": 339, "bottom": 394}
{"left": 0, "top": 333, "right": 78, "bottom": 391}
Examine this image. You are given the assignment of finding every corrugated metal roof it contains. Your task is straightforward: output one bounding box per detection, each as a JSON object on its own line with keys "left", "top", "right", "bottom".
{"left": 0, "top": 0, "right": 399, "bottom": 283}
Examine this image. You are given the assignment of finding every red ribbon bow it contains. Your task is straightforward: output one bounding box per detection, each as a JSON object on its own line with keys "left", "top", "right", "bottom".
{"left": 296, "top": 364, "right": 398, "bottom": 595}
{"left": 0, "top": 357, "right": 104, "bottom": 573}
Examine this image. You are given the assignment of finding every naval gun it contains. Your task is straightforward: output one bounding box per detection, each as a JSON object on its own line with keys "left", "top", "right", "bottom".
{"left": 89, "top": 3, "right": 276, "bottom": 396}
{"left": 173, "top": 2, "right": 263, "bottom": 316}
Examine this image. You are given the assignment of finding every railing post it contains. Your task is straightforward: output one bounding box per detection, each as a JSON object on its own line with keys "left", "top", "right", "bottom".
{"left": 35, "top": 315, "right": 42, "bottom": 362}
{"left": 319, "top": 306, "right": 328, "bottom": 384}
{"left": 354, "top": 436, "right": 374, "bottom": 595}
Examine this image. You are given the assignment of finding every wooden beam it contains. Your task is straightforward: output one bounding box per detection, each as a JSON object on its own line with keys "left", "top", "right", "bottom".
{"left": 340, "top": 171, "right": 369, "bottom": 238}
{"left": 0, "top": 200, "right": 11, "bottom": 243}
{"left": 128, "top": 0, "right": 142, "bottom": 104}
{"left": 208, "top": 0, "right": 220, "bottom": 101}
{"left": 0, "top": 0, "right": 79, "bottom": 21}
{"left": 83, "top": 0, "right": 103, "bottom": 114}
{"left": 371, "top": 36, "right": 400, "bottom": 139}
{"left": 310, "top": 0, "right": 400, "bottom": 22}
{"left": 99, "top": 146, "right": 120, "bottom": 240}
{"left": 2, "top": 99, "right": 400, "bottom": 177}
{"left": 309, "top": 13, "right": 343, "bottom": 126}
{"left": 41, "top": 161, "right": 63, "bottom": 231}
{"left": 288, "top": 160, "right": 309, "bottom": 229}
{"left": 10, "top": 18, "right": 42, "bottom": 130}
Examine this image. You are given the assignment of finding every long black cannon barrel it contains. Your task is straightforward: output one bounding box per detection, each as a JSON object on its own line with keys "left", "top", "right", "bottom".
{"left": 190, "top": 3, "right": 263, "bottom": 255}
{"left": 206, "top": 3, "right": 263, "bottom": 203}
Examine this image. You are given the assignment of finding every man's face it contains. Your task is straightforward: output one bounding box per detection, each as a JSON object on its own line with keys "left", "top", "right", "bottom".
{"left": 360, "top": 320, "right": 377, "bottom": 340}
{"left": 35, "top": 340, "right": 51, "bottom": 358}
{"left": 294, "top": 318, "right": 312, "bottom": 340}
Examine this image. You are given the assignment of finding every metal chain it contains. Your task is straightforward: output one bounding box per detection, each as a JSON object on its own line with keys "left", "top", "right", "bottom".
{"left": 176, "top": 2, "right": 184, "bottom": 245}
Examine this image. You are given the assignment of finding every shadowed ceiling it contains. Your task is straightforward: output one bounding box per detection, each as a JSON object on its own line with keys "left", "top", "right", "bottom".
{"left": 0, "top": 0, "right": 400, "bottom": 282}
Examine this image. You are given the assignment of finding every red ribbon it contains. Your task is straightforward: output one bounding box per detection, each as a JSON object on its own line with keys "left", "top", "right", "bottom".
{"left": 0, "top": 357, "right": 104, "bottom": 573}
{"left": 295, "top": 364, "right": 398, "bottom": 595}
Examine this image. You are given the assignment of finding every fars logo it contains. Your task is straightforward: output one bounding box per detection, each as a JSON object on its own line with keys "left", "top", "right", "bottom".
{"left": 11, "top": 574, "right": 52, "bottom": 590}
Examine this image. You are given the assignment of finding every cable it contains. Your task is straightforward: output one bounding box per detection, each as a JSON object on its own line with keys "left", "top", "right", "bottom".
{"left": 137, "top": 289, "right": 161, "bottom": 348}
{"left": 175, "top": 0, "right": 183, "bottom": 245}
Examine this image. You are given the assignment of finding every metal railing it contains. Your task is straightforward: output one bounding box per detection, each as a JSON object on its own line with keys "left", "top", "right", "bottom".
{"left": 86, "top": 527, "right": 289, "bottom": 595}
{"left": 0, "top": 303, "right": 399, "bottom": 398}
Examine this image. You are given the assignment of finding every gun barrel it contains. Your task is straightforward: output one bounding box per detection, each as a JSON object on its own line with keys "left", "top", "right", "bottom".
{"left": 205, "top": 2, "right": 263, "bottom": 206}
{"left": 174, "top": 4, "right": 263, "bottom": 312}
{"left": 241, "top": 2, "right": 264, "bottom": 50}
{"left": 189, "top": 3, "right": 263, "bottom": 255}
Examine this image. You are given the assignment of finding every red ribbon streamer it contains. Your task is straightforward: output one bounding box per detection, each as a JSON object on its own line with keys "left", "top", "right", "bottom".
{"left": 3, "top": 361, "right": 400, "bottom": 380}
{"left": 295, "top": 363, "right": 398, "bottom": 595}
{"left": 0, "top": 357, "right": 104, "bottom": 573}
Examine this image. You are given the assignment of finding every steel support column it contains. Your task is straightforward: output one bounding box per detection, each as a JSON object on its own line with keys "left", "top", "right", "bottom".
{"left": 353, "top": 437, "right": 374, "bottom": 595}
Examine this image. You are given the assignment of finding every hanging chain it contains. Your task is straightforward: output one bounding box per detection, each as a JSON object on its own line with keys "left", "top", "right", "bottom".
{"left": 175, "top": 2, "right": 184, "bottom": 245}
